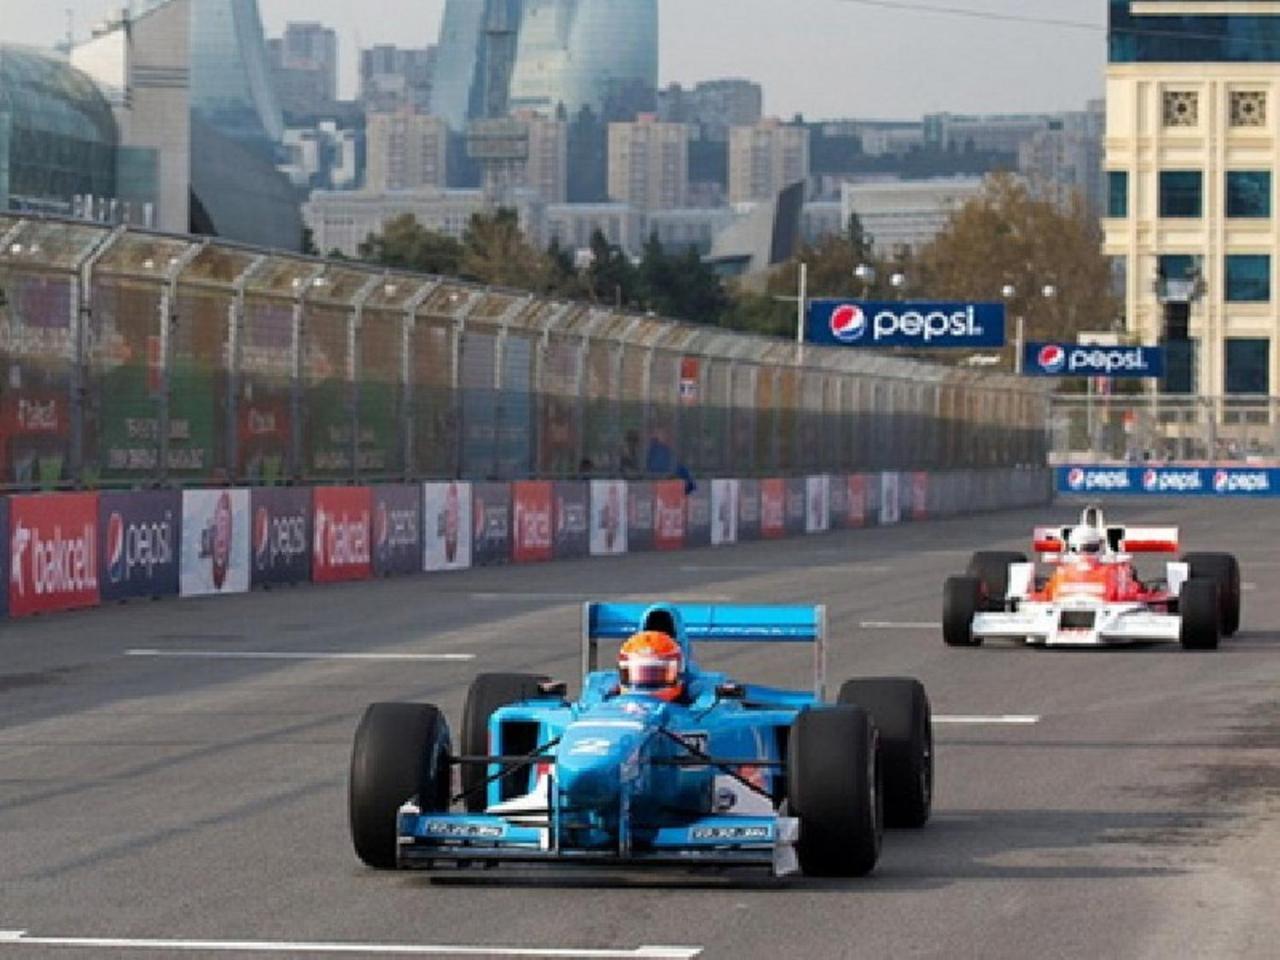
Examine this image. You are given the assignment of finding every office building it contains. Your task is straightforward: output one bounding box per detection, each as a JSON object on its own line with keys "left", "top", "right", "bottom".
{"left": 923, "top": 112, "right": 1056, "bottom": 156}
{"left": 186, "top": 0, "right": 284, "bottom": 150}
{"left": 430, "top": 0, "right": 522, "bottom": 129}
{"left": 840, "top": 178, "right": 985, "bottom": 256}
{"left": 361, "top": 45, "right": 436, "bottom": 114}
{"left": 267, "top": 22, "right": 338, "bottom": 119}
{"left": 659, "top": 79, "right": 762, "bottom": 141}
{"left": 728, "top": 119, "right": 810, "bottom": 204}
{"left": 366, "top": 112, "right": 449, "bottom": 191}
{"left": 607, "top": 116, "right": 689, "bottom": 211}
{"left": 1019, "top": 100, "right": 1105, "bottom": 217}
{"left": 280, "top": 121, "right": 360, "bottom": 191}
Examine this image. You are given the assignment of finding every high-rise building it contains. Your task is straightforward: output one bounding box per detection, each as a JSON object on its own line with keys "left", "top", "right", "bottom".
{"left": 607, "top": 115, "right": 689, "bottom": 211}
{"left": 366, "top": 112, "right": 449, "bottom": 191}
{"left": 729, "top": 119, "right": 810, "bottom": 205}
{"left": 267, "top": 22, "right": 338, "bottom": 120}
{"left": 361, "top": 45, "right": 436, "bottom": 114}
{"left": 508, "top": 0, "right": 658, "bottom": 121}
{"left": 184, "top": 0, "right": 284, "bottom": 150}
{"left": 659, "top": 79, "right": 763, "bottom": 142}
{"left": 840, "top": 178, "right": 986, "bottom": 256}
{"left": 430, "top": 0, "right": 523, "bottom": 129}
{"left": 1019, "top": 100, "right": 1105, "bottom": 217}
{"left": 1104, "top": 0, "right": 1280, "bottom": 401}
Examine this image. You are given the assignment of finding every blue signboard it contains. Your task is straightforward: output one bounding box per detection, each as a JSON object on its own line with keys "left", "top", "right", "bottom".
{"left": 806, "top": 301, "right": 1006, "bottom": 348}
{"left": 1026, "top": 342, "right": 1165, "bottom": 378}
{"left": 1058, "top": 465, "right": 1280, "bottom": 497}
{"left": 373, "top": 485, "right": 422, "bottom": 578}
{"left": 251, "top": 488, "right": 312, "bottom": 587}
{"left": 99, "top": 491, "right": 181, "bottom": 602}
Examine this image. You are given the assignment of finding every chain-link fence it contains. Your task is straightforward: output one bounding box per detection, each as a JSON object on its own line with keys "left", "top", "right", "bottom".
{"left": 1049, "top": 393, "right": 1280, "bottom": 463}
{"left": 0, "top": 214, "right": 1050, "bottom": 491}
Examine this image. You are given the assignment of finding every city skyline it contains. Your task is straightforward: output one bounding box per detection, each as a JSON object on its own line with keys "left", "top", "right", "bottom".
{"left": 5, "top": 0, "right": 1105, "bottom": 120}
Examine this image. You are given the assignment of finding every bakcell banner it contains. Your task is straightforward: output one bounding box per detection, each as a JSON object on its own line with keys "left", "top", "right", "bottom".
{"left": 880, "top": 472, "right": 901, "bottom": 526}
{"left": 513, "top": 481, "right": 554, "bottom": 564}
{"left": 654, "top": 480, "right": 687, "bottom": 551}
{"left": 8, "top": 493, "right": 101, "bottom": 617}
{"left": 553, "top": 482, "right": 589, "bottom": 560}
{"left": 806, "top": 476, "right": 830, "bottom": 534}
{"left": 911, "top": 473, "right": 929, "bottom": 521}
{"left": 423, "top": 481, "right": 473, "bottom": 572}
{"left": 685, "top": 482, "right": 712, "bottom": 548}
{"left": 628, "top": 481, "right": 655, "bottom": 553}
{"left": 0, "top": 497, "right": 8, "bottom": 619}
{"left": 99, "top": 491, "right": 180, "bottom": 602}
{"left": 784, "top": 478, "right": 806, "bottom": 537}
{"left": 589, "top": 480, "right": 628, "bottom": 556}
{"left": 761, "top": 479, "right": 786, "bottom": 540}
{"left": 711, "top": 479, "right": 738, "bottom": 546}
{"left": 472, "top": 483, "right": 512, "bottom": 567}
{"left": 181, "top": 489, "right": 250, "bottom": 597}
{"left": 313, "top": 487, "right": 373, "bottom": 584}
{"left": 737, "top": 479, "right": 761, "bottom": 542}
{"left": 847, "top": 475, "right": 868, "bottom": 528}
{"left": 250, "top": 487, "right": 312, "bottom": 587}
{"left": 373, "top": 485, "right": 422, "bottom": 577}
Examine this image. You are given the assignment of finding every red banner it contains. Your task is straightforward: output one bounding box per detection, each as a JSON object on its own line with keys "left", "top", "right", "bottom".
{"left": 512, "top": 481, "right": 554, "bottom": 564}
{"left": 8, "top": 492, "right": 101, "bottom": 617}
{"left": 847, "top": 475, "right": 867, "bottom": 528}
{"left": 313, "top": 487, "right": 372, "bottom": 583}
{"left": 761, "top": 479, "right": 786, "bottom": 539}
{"left": 912, "top": 472, "right": 929, "bottom": 521}
{"left": 654, "top": 480, "right": 686, "bottom": 551}
{"left": 679, "top": 357, "right": 700, "bottom": 406}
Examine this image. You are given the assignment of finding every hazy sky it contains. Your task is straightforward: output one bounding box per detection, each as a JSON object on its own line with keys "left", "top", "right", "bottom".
{"left": 2, "top": 0, "right": 1106, "bottom": 119}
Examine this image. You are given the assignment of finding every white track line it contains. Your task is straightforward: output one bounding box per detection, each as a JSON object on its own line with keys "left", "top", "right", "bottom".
{"left": 125, "top": 650, "right": 475, "bottom": 662}
{"left": 933, "top": 715, "right": 1041, "bottom": 725}
{"left": 0, "top": 932, "right": 700, "bottom": 959}
{"left": 860, "top": 621, "right": 942, "bottom": 630}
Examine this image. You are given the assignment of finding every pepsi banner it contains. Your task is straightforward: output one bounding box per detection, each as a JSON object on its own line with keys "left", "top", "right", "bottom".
{"left": 99, "top": 491, "right": 180, "bottom": 602}
{"left": 808, "top": 301, "right": 1005, "bottom": 349}
{"left": 1026, "top": 342, "right": 1164, "bottom": 378}
{"left": 1059, "top": 465, "right": 1280, "bottom": 497}
{"left": 373, "top": 485, "right": 422, "bottom": 577}
{"left": 785, "top": 478, "right": 807, "bottom": 536}
{"left": 685, "top": 483, "right": 712, "bottom": 548}
{"left": 628, "top": 482, "right": 656, "bottom": 553}
{"left": 472, "top": 483, "right": 512, "bottom": 567}
{"left": 553, "top": 482, "right": 590, "bottom": 560}
{"left": 251, "top": 488, "right": 311, "bottom": 587}
{"left": 737, "top": 479, "right": 761, "bottom": 542}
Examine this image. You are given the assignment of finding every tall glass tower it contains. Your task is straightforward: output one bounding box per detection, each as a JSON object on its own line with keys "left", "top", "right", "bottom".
{"left": 431, "top": 0, "right": 523, "bottom": 129}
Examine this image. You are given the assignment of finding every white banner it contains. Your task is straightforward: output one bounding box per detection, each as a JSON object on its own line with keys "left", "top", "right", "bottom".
{"left": 711, "top": 479, "right": 738, "bottom": 546}
{"left": 879, "top": 472, "right": 901, "bottom": 526}
{"left": 589, "top": 480, "right": 628, "bottom": 556}
{"left": 181, "top": 489, "right": 250, "bottom": 597}
{"left": 805, "top": 476, "right": 830, "bottom": 533}
{"left": 422, "top": 482, "right": 473, "bottom": 572}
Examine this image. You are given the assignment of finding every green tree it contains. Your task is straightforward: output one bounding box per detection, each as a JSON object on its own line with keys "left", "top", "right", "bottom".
{"left": 459, "top": 208, "right": 555, "bottom": 291}
{"left": 583, "top": 229, "right": 640, "bottom": 308}
{"left": 358, "top": 214, "right": 463, "bottom": 276}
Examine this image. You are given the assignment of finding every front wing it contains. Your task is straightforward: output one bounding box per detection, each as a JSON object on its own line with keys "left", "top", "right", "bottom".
{"left": 971, "top": 602, "right": 1181, "bottom": 646}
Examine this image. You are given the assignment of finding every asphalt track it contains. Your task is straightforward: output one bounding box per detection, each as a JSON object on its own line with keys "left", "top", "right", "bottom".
{"left": 3, "top": 499, "right": 1280, "bottom": 959}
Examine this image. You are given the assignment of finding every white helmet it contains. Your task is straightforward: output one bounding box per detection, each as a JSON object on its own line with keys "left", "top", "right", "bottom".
{"left": 1067, "top": 525, "right": 1104, "bottom": 555}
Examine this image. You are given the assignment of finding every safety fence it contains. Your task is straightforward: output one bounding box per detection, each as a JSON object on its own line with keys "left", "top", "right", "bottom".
{"left": 0, "top": 215, "right": 1048, "bottom": 492}
{"left": 0, "top": 468, "right": 1051, "bottom": 619}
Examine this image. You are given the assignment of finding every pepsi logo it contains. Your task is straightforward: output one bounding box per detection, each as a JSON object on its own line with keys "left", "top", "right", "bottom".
{"left": 1038, "top": 344, "right": 1067, "bottom": 374}
{"left": 106, "top": 512, "right": 126, "bottom": 584}
{"left": 829, "top": 304, "right": 868, "bottom": 343}
{"left": 1067, "top": 468, "right": 1086, "bottom": 491}
{"left": 375, "top": 501, "right": 389, "bottom": 548}
{"left": 254, "top": 506, "right": 270, "bottom": 566}
{"left": 1214, "top": 470, "right": 1229, "bottom": 493}
{"left": 1143, "top": 469, "right": 1158, "bottom": 491}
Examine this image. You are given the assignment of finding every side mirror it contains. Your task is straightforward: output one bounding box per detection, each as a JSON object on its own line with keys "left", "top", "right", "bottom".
{"left": 538, "top": 680, "right": 568, "bottom": 698}
{"left": 715, "top": 682, "right": 747, "bottom": 700}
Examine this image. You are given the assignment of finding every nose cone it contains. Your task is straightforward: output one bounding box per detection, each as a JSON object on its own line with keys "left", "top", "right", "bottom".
{"left": 556, "top": 720, "right": 645, "bottom": 808}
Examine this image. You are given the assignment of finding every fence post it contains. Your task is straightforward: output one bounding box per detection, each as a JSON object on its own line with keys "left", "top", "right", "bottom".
{"left": 349, "top": 274, "right": 380, "bottom": 482}
{"left": 402, "top": 280, "right": 438, "bottom": 481}
{"left": 159, "top": 241, "right": 206, "bottom": 486}
{"left": 291, "top": 264, "right": 326, "bottom": 483}
{"left": 72, "top": 226, "right": 125, "bottom": 488}
{"left": 226, "top": 255, "right": 265, "bottom": 483}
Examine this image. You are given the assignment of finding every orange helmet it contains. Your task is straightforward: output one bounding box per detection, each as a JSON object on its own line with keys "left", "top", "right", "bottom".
{"left": 618, "top": 631, "right": 684, "bottom": 701}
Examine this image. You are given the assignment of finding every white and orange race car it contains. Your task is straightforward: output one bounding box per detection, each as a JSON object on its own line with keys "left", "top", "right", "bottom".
{"left": 943, "top": 506, "right": 1240, "bottom": 650}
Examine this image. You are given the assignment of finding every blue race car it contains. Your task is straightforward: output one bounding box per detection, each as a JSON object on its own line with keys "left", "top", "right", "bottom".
{"left": 348, "top": 602, "right": 933, "bottom": 878}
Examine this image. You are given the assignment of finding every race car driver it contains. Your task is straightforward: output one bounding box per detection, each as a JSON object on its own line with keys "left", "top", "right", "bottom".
{"left": 618, "top": 631, "right": 686, "bottom": 703}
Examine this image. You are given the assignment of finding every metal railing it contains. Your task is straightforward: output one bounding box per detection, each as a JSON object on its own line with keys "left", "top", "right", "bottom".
{"left": 0, "top": 213, "right": 1050, "bottom": 490}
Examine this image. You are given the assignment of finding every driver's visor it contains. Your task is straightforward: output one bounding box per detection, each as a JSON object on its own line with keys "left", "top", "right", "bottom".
{"left": 619, "top": 655, "right": 680, "bottom": 690}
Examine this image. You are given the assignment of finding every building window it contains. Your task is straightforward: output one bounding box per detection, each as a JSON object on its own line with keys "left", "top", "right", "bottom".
{"left": 1107, "top": 171, "right": 1128, "bottom": 218}
{"left": 1163, "top": 91, "right": 1199, "bottom": 127}
{"left": 1159, "top": 171, "right": 1202, "bottom": 218}
{"left": 1225, "top": 254, "right": 1271, "bottom": 302}
{"left": 1230, "top": 91, "right": 1267, "bottom": 127}
{"left": 1225, "top": 338, "right": 1269, "bottom": 395}
{"left": 1163, "top": 338, "right": 1197, "bottom": 395}
{"left": 1226, "top": 171, "right": 1271, "bottom": 218}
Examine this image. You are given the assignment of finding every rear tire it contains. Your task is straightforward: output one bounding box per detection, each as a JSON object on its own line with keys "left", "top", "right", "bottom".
{"left": 943, "top": 576, "right": 982, "bottom": 647}
{"left": 789, "top": 706, "right": 882, "bottom": 878}
{"left": 460, "top": 673, "right": 549, "bottom": 812}
{"left": 1179, "top": 579, "right": 1220, "bottom": 651}
{"left": 349, "top": 703, "right": 451, "bottom": 869}
{"left": 838, "top": 678, "right": 932, "bottom": 828}
{"left": 966, "top": 550, "right": 1026, "bottom": 608}
{"left": 1183, "top": 552, "right": 1240, "bottom": 637}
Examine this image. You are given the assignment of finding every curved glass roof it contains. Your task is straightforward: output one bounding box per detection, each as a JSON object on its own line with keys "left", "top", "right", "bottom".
{"left": 0, "top": 46, "right": 118, "bottom": 146}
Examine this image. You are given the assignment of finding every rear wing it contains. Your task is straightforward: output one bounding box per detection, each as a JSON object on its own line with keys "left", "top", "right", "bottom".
{"left": 582, "top": 602, "right": 827, "bottom": 700}
{"left": 1033, "top": 526, "right": 1180, "bottom": 557}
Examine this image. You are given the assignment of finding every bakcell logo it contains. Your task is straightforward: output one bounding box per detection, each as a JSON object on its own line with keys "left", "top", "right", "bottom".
{"left": 1067, "top": 467, "right": 1086, "bottom": 491}
{"left": 516, "top": 502, "right": 552, "bottom": 551}
{"left": 316, "top": 508, "right": 371, "bottom": 568}
{"left": 1038, "top": 344, "right": 1067, "bottom": 374}
{"left": 11, "top": 521, "right": 98, "bottom": 597}
{"left": 829, "top": 304, "right": 868, "bottom": 343}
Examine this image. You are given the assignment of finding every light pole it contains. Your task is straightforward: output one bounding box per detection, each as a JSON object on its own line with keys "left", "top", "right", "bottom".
{"left": 1001, "top": 283, "right": 1024, "bottom": 373}
{"left": 855, "top": 263, "right": 876, "bottom": 299}
{"left": 890, "top": 272, "right": 907, "bottom": 300}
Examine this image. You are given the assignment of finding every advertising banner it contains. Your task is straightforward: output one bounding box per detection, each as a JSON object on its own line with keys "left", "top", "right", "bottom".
{"left": 685, "top": 482, "right": 712, "bottom": 548}
{"left": 99, "top": 491, "right": 180, "bottom": 602}
{"left": 373, "top": 485, "right": 422, "bottom": 577}
{"left": 807, "top": 300, "right": 1005, "bottom": 349}
{"left": 911, "top": 472, "right": 930, "bottom": 521}
{"left": 805, "top": 476, "right": 830, "bottom": 534}
{"left": 760, "top": 479, "right": 786, "bottom": 540}
{"left": 828, "top": 475, "right": 848, "bottom": 529}
{"left": 9, "top": 493, "right": 101, "bottom": 616}
{"left": 250, "top": 487, "right": 312, "bottom": 587}
{"left": 312, "top": 487, "right": 373, "bottom": 584}
{"left": 737, "top": 479, "right": 760, "bottom": 542}
{"left": 628, "top": 481, "right": 656, "bottom": 553}
{"left": 847, "top": 475, "right": 868, "bottom": 528}
{"left": 711, "top": 479, "right": 738, "bottom": 546}
{"left": 784, "top": 478, "right": 807, "bottom": 536}
{"left": 1025, "top": 342, "right": 1165, "bottom": 379}
{"left": 553, "top": 482, "right": 590, "bottom": 560}
{"left": 654, "top": 480, "right": 687, "bottom": 551}
{"left": 181, "top": 489, "right": 250, "bottom": 597}
{"left": 879, "top": 472, "right": 901, "bottom": 526}
{"left": 423, "top": 482, "right": 473, "bottom": 572}
{"left": 589, "top": 480, "right": 628, "bottom": 557}
{"left": 472, "top": 483, "right": 512, "bottom": 567}
{"left": 0, "top": 497, "right": 8, "bottom": 619}
{"left": 513, "top": 481, "right": 555, "bottom": 564}
{"left": 1057, "top": 465, "right": 1280, "bottom": 497}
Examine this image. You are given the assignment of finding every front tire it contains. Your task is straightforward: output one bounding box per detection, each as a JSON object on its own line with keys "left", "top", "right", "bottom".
{"left": 349, "top": 703, "right": 451, "bottom": 869}
{"left": 789, "top": 705, "right": 882, "bottom": 878}
{"left": 460, "top": 673, "right": 548, "bottom": 812}
{"left": 1183, "top": 552, "right": 1241, "bottom": 637}
{"left": 1179, "top": 579, "right": 1220, "bottom": 651}
{"left": 943, "top": 576, "right": 982, "bottom": 647}
{"left": 966, "top": 550, "right": 1026, "bottom": 608}
{"left": 838, "top": 678, "right": 932, "bottom": 828}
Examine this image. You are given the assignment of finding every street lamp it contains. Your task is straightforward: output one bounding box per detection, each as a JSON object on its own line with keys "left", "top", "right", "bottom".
{"left": 1001, "top": 284, "right": 1024, "bottom": 373}
{"left": 854, "top": 263, "right": 876, "bottom": 298}
{"left": 890, "top": 272, "right": 907, "bottom": 299}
